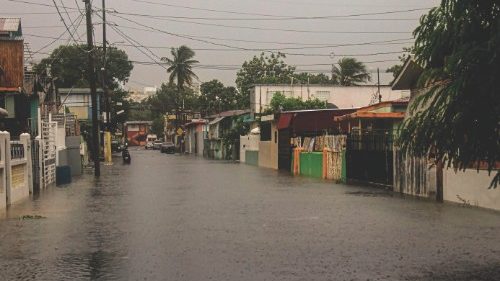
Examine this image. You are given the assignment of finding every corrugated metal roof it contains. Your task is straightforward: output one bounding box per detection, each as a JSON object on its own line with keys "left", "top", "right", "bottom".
{"left": 0, "top": 18, "right": 21, "bottom": 32}
{"left": 209, "top": 117, "right": 225, "bottom": 125}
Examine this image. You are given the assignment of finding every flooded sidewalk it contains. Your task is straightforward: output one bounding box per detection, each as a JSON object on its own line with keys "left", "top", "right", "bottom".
{"left": 0, "top": 149, "right": 499, "bottom": 280}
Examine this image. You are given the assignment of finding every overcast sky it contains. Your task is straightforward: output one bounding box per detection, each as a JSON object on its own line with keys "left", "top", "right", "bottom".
{"left": 2, "top": 0, "right": 439, "bottom": 90}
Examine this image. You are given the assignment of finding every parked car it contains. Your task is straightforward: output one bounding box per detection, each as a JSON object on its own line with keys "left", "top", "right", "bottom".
{"left": 153, "top": 140, "right": 163, "bottom": 150}
{"left": 145, "top": 134, "right": 158, "bottom": 149}
{"left": 160, "top": 142, "right": 175, "bottom": 154}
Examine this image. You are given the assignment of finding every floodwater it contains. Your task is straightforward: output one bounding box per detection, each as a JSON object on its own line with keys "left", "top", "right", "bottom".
{"left": 0, "top": 149, "right": 499, "bottom": 281}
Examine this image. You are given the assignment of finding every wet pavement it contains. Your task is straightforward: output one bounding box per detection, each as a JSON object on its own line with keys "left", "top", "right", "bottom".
{"left": 0, "top": 148, "right": 499, "bottom": 281}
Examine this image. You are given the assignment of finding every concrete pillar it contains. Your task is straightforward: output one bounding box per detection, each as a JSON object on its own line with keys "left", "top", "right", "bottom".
{"left": 3, "top": 131, "right": 11, "bottom": 205}
{"left": 20, "top": 133, "right": 32, "bottom": 194}
{"left": 0, "top": 131, "right": 8, "bottom": 210}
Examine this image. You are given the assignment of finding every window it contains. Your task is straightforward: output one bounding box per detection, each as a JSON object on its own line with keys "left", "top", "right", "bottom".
{"left": 260, "top": 122, "right": 272, "bottom": 141}
{"left": 315, "top": 91, "right": 330, "bottom": 101}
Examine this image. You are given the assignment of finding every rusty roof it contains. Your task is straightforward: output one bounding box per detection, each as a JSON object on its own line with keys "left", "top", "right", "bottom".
{"left": 0, "top": 18, "right": 21, "bottom": 32}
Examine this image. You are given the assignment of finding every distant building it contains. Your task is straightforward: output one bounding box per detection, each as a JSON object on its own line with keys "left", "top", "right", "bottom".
{"left": 250, "top": 84, "right": 409, "bottom": 114}
{"left": 143, "top": 86, "right": 157, "bottom": 97}
{"left": 59, "top": 88, "right": 103, "bottom": 121}
{"left": 124, "top": 121, "right": 152, "bottom": 146}
{"left": 128, "top": 89, "right": 148, "bottom": 103}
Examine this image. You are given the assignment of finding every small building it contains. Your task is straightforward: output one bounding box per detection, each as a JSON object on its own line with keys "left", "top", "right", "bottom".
{"left": 334, "top": 100, "right": 409, "bottom": 186}
{"left": 59, "top": 88, "right": 103, "bottom": 121}
{"left": 184, "top": 119, "right": 208, "bottom": 156}
{"left": 124, "top": 121, "right": 152, "bottom": 146}
{"left": 0, "top": 18, "right": 32, "bottom": 136}
{"left": 207, "top": 109, "right": 250, "bottom": 160}
{"left": 276, "top": 108, "right": 356, "bottom": 171}
{"left": 251, "top": 84, "right": 408, "bottom": 114}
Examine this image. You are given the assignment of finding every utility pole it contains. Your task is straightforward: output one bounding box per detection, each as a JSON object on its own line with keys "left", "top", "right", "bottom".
{"left": 102, "top": 0, "right": 112, "bottom": 165}
{"left": 377, "top": 68, "right": 381, "bottom": 103}
{"left": 84, "top": 0, "right": 100, "bottom": 177}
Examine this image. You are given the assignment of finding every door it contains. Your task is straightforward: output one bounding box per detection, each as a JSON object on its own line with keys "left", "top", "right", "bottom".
{"left": 278, "top": 129, "right": 291, "bottom": 171}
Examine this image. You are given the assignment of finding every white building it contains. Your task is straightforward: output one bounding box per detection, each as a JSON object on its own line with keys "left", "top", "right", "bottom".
{"left": 144, "top": 86, "right": 158, "bottom": 97}
{"left": 250, "top": 84, "right": 409, "bottom": 113}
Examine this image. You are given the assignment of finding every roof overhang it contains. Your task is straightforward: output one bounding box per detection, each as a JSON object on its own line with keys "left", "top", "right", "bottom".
{"left": 334, "top": 112, "right": 405, "bottom": 122}
{"left": 209, "top": 116, "right": 225, "bottom": 125}
{"left": 391, "top": 58, "right": 424, "bottom": 90}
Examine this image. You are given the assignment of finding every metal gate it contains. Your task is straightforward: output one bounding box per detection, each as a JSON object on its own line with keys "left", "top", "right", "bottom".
{"left": 346, "top": 130, "right": 393, "bottom": 186}
{"left": 278, "top": 129, "right": 291, "bottom": 171}
{"left": 41, "top": 121, "right": 57, "bottom": 188}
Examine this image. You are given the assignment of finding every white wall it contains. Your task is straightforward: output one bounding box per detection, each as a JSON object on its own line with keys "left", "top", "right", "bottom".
{"left": 251, "top": 85, "right": 406, "bottom": 113}
{"left": 240, "top": 134, "right": 260, "bottom": 163}
{"left": 444, "top": 169, "right": 500, "bottom": 211}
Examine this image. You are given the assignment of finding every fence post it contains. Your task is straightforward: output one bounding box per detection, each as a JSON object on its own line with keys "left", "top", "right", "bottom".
{"left": 0, "top": 131, "right": 8, "bottom": 209}
{"left": 20, "top": 133, "right": 32, "bottom": 194}
{"left": 3, "top": 131, "right": 11, "bottom": 205}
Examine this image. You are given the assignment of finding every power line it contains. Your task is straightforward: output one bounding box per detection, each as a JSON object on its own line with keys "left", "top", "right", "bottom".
{"left": 107, "top": 15, "right": 412, "bottom": 58}
{"left": 7, "top": 0, "right": 79, "bottom": 10}
{"left": 52, "top": 0, "right": 79, "bottom": 43}
{"left": 128, "top": 0, "right": 428, "bottom": 20}
{"left": 107, "top": 10, "right": 413, "bottom": 34}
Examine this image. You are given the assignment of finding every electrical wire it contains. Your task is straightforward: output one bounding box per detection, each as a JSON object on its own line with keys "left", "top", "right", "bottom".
{"left": 128, "top": 0, "right": 428, "bottom": 21}
{"left": 107, "top": 10, "right": 412, "bottom": 34}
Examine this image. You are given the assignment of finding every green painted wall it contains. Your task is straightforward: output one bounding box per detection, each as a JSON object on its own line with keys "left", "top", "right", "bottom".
{"left": 245, "top": 150, "right": 259, "bottom": 166}
{"left": 299, "top": 152, "right": 323, "bottom": 179}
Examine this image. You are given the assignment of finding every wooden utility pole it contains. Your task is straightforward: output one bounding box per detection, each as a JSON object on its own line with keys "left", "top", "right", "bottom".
{"left": 84, "top": 0, "right": 100, "bottom": 176}
{"left": 102, "top": 0, "right": 110, "bottom": 127}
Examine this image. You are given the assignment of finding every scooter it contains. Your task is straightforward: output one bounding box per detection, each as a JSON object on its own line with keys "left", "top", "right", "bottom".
{"left": 122, "top": 148, "right": 131, "bottom": 164}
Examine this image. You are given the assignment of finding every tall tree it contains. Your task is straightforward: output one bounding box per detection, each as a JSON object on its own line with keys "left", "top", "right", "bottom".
{"left": 199, "top": 79, "right": 241, "bottom": 115}
{"left": 236, "top": 52, "right": 295, "bottom": 108}
{"left": 34, "top": 44, "right": 133, "bottom": 89}
{"left": 161, "top": 45, "right": 199, "bottom": 90}
{"left": 398, "top": 0, "right": 500, "bottom": 187}
{"left": 333, "top": 57, "right": 371, "bottom": 86}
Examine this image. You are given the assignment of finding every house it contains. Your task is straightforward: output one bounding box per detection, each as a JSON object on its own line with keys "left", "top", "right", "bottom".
{"left": 250, "top": 84, "right": 408, "bottom": 114}
{"left": 206, "top": 109, "right": 250, "bottom": 160}
{"left": 333, "top": 100, "right": 409, "bottom": 186}
{"left": 59, "top": 88, "right": 103, "bottom": 121}
{"left": 392, "top": 58, "right": 500, "bottom": 211}
{"left": 124, "top": 121, "right": 152, "bottom": 146}
{"left": 276, "top": 108, "right": 356, "bottom": 172}
{"left": 0, "top": 18, "right": 32, "bottom": 136}
{"left": 184, "top": 119, "right": 208, "bottom": 156}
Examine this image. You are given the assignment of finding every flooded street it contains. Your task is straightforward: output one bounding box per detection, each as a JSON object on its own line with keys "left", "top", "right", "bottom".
{"left": 0, "top": 149, "right": 499, "bottom": 281}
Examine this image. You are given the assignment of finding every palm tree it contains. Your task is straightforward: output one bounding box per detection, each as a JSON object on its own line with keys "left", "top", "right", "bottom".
{"left": 333, "top": 57, "right": 371, "bottom": 86}
{"left": 161, "top": 45, "right": 199, "bottom": 89}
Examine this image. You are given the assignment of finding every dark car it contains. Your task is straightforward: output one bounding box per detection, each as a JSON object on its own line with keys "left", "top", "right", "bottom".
{"left": 160, "top": 142, "right": 175, "bottom": 154}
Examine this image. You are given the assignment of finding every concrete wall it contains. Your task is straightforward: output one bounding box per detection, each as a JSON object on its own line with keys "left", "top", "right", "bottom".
{"left": 444, "top": 169, "right": 500, "bottom": 211}
{"left": 252, "top": 85, "right": 406, "bottom": 113}
{"left": 240, "top": 134, "right": 260, "bottom": 163}
{"left": 258, "top": 141, "right": 278, "bottom": 169}
{"left": 6, "top": 133, "right": 31, "bottom": 206}
{"left": 245, "top": 150, "right": 259, "bottom": 166}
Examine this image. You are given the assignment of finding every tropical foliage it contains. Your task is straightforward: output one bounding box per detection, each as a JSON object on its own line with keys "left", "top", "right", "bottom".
{"left": 266, "top": 92, "right": 327, "bottom": 114}
{"left": 332, "top": 57, "right": 370, "bottom": 86}
{"left": 161, "top": 45, "right": 199, "bottom": 89}
{"left": 398, "top": 0, "right": 500, "bottom": 188}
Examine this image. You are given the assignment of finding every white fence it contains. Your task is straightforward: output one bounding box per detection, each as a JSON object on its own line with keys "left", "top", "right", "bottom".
{"left": 0, "top": 132, "right": 32, "bottom": 210}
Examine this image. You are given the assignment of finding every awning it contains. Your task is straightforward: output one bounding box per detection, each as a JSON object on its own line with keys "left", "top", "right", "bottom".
{"left": 277, "top": 113, "right": 293, "bottom": 130}
{"left": 209, "top": 116, "right": 225, "bottom": 125}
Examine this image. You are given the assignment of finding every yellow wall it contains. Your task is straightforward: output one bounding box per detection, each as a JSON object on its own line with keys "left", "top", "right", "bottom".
{"left": 67, "top": 106, "right": 88, "bottom": 120}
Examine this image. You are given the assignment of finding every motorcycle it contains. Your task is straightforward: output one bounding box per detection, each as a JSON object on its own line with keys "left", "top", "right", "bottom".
{"left": 122, "top": 148, "right": 131, "bottom": 164}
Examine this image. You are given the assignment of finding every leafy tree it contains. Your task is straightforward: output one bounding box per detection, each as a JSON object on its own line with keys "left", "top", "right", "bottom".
{"left": 199, "top": 79, "right": 241, "bottom": 115}
{"left": 266, "top": 92, "right": 327, "bottom": 113}
{"left": 398, "top": 0, "right": 500, "bottom": 188}
{"left": 332, "top": 57, "right": 371, "bottom": 86}
{"left": 161, "top": 45, "right": 199, "bottom": 90}
{"left": 236, "top": 52, "right": 295, "bottom": 108}
{"left": 147, "top": 83, "right": 198, "bottom": 117}
{"left": 292, "top": 72, "right": 335, "bottom": 84}
{"left": 35, "top": 44, "right": 133, "bottom": 89}
{"left": 151, "top": 117, "right": 165, "bottom": 138}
